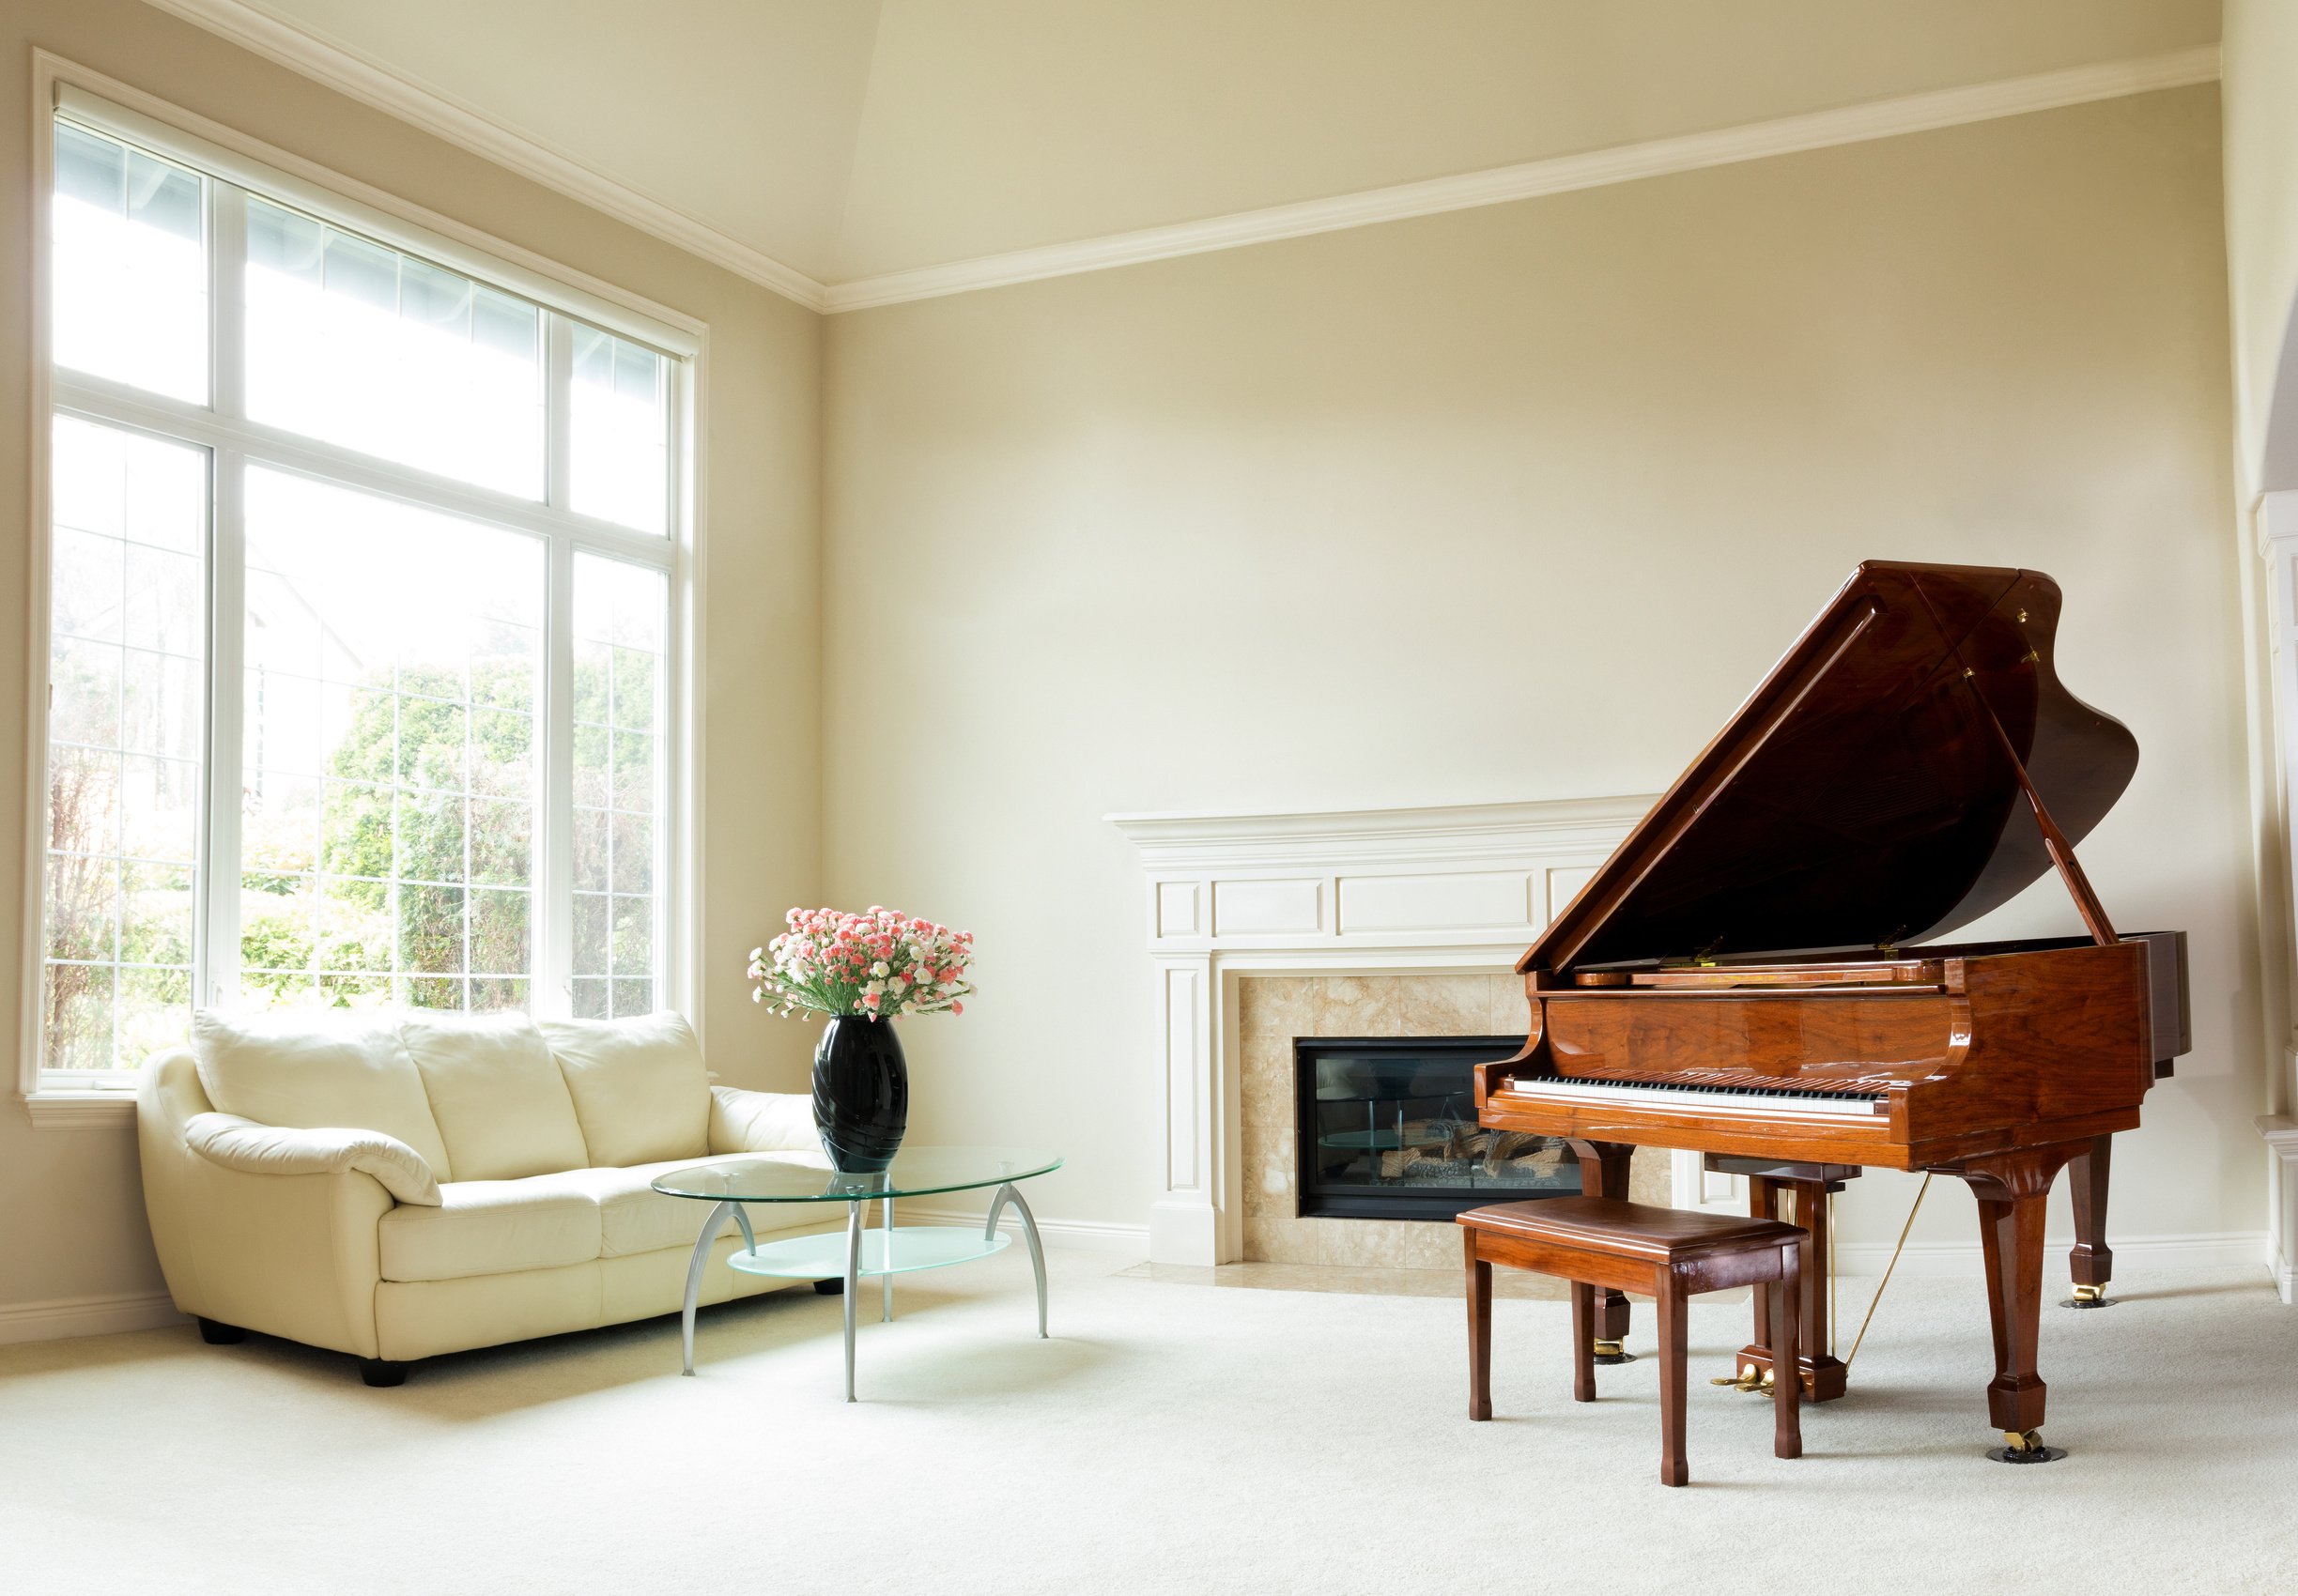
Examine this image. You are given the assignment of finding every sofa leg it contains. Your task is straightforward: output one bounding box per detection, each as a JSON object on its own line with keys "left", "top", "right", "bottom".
{"left": 196, "top": 1317, "right": 246, "bottom": 1345}
{"left": 812, "top": 1278, "right": 844, "bottom": 1296}
{"left": 359, "top": 1358, "right": 408, "bottom": 1388}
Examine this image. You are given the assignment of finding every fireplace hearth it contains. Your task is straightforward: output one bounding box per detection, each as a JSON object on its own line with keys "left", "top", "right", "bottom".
{"left": 1294, "top": 1036, "right": 1581, "bottom": 1221}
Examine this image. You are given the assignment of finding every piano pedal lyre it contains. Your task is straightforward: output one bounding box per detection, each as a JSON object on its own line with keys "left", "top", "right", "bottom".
{"left": 1591, "top": 1339, "right": 1634, "bottom": 1366}
{"left": 1986, "top": 1428, "right": 2069, "bottom": 1466}
{"left": 2059, "top": 1282, "right": 2116, "bottom": 1310}
{"left": 1708, "top": 1362, "right": 1774, "bottom": 1394}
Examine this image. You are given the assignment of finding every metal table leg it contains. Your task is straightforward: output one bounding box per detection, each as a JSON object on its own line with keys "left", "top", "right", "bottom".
{"left": 986, "top": 1181, "right": 1049, "bottom": 1339}
{"left": 679, "top": 1199, "right": 736, "bottom": 1375}
{"left": 882, "top": 1193, "right": 895, "bottom": 1322}
{"left": 843, "top": 1198, "right": 863, "bottom": 1402}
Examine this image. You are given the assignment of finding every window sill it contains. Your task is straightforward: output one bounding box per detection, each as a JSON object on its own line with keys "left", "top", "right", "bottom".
{"left": 23, "top": 1092, "right": 138, "bottom": 1129}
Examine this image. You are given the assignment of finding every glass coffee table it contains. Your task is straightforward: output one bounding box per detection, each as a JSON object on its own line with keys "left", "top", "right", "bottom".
{"left": 652, "top": 1146, "right": 1062, "bottom": 1401}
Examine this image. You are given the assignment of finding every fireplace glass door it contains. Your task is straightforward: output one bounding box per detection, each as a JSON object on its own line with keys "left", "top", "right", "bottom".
{"left": 1295, "top": 1036, "right": 1581, "bottom": 1220}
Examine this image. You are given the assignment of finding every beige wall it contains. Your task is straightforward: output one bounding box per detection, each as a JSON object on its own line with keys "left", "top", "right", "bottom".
{"left": 0, "top": 0, "right": 822, "bottom": 1313}
{"left": 824, "top": 86, "right": 2260, "bottom": 1254}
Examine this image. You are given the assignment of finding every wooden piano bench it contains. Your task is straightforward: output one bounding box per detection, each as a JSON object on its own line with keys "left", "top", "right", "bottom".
{"left": 1458, "top": 1196, "right": 1808, "bottom": 1487}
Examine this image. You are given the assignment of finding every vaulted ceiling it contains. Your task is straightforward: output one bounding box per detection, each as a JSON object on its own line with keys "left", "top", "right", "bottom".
{"left": 164, "top": 0, "right": 2220, "bottom": 291}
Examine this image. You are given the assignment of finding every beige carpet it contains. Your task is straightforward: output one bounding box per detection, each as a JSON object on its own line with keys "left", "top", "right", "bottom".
{"left": 3, "top": 1254, "right": 2293, "bottom": 1594}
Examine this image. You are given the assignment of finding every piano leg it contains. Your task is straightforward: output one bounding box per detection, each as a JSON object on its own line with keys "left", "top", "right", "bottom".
{"left": 2064, "top": 1133, "right": 2115, "bottom": 1308}
{"left": 1954, "top": 1143, "right": 2083, "bottom": 1462}
{"left": 1736, "top": 1175, "right": 1850, "bottom": 1402}
{"left": 1567, "top": 1139, "right": 1636, "bottom": 1360}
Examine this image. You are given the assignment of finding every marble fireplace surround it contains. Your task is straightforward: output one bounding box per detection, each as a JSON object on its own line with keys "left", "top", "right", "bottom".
{"left": 1113, "top": 795, "right": 1709, "bottom": 1268}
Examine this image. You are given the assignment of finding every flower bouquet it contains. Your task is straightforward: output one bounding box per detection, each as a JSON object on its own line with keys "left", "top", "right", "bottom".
{"left": 748, "top": 907, "right": 975, "bottom": 1172}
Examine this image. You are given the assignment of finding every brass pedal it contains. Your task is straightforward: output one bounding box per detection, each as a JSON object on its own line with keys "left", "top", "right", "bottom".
{"left": 1708, "top": 1362, "right": 1774, "bottom": 1394}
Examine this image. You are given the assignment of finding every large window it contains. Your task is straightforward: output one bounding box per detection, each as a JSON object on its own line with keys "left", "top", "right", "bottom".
{"left": 36, "top": 100, "right": 688, "bottom": 1089}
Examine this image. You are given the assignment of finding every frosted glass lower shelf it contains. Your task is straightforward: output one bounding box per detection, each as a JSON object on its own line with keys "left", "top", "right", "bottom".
{"left": 728, "top": 1225, "right": 1013, "bottom": 1281}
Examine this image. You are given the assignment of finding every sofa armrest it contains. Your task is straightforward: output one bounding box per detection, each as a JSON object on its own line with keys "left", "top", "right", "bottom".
{"left": 708, "top": 1085, "right": 817, "bottom": 1154}
{"left": 186, "top": 1113, "right": 442, "bottom": 1206}
{"left": 137, "top": 1051, "right": 394, "bottom": 1358}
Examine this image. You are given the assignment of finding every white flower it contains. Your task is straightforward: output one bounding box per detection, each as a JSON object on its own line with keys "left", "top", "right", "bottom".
{"left": 871, "top": 961, "right": 889, "bottom": 978}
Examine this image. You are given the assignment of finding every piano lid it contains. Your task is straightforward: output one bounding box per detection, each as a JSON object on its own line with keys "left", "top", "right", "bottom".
{"left": 1520, "top": 561, "right": 2136, "bottom": 974}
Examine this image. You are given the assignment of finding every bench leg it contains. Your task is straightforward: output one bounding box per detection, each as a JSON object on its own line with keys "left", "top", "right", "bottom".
{"left": 1657, "top": 1275, "right": 1689, "bottom": 1486}
{"left": 1464, "top": 1230, "right": 1493, "bottom": 1421}
{"left": 1774, "top": 1239, "right": 1803, "bottom": 1461}
{"left": 1570, "top": 1281, "right": 1596, "bottom": 1403}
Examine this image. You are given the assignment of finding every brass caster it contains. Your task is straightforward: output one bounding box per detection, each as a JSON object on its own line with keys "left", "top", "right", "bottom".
{"left": 2059, "top": 1283, "right": 2116, "bottom": 1310}
{"left": 1591, "top": 1338, "right": 1634, "bottom": 1366}
{"left": 1985, "top": 1428, "right": 2068, "bottom": 1465}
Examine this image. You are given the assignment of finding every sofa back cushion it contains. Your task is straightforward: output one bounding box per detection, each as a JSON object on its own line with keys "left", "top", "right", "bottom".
{"left": 191, "top": 1010, "right": 454, "bottom": 1181}
{"left": 398, "top": 1013, "right": 590, "bottom": 1181}
{"left": 537, "top": 1012, "right": 710, "bottom": 1168}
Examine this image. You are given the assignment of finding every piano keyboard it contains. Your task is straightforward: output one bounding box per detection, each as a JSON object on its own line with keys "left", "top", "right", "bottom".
{"left": 1505, "top": 1075, "right": 1887, "bottom": 1120}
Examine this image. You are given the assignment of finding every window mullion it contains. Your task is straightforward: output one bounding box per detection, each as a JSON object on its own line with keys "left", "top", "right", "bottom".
{"left": 538, "top": 529, "right": 577, "bottom": 1020}
{"left": 547, "top": 314, "right": 573, "bottom": 512}
{"left": 204, "top": 449, "right": 247, "bottom": 1007}
{"left": 211, "top": 183, "right": 247, "bottom": 422}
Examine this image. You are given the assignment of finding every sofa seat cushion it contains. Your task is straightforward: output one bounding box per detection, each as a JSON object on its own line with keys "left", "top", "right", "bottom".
{"left": 400, "top": 1013, "right": 590, "bottom": 1182}
{"left": 378, "top": 1171, "right": 602, "bottom": 1283}
{"left": 539, "top": 1013, "right": 711, "bottom": 1168}
{"left": 568, "top": 1157, "right": 829, "bottom": 1258}
{"left": 193, "top": 1009, "right": 454, "bottom": 1181}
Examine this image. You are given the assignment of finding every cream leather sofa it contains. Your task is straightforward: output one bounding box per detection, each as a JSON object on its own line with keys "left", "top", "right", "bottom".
{"left": 137, "top": 1007, "right": 832, "bottom": 1385}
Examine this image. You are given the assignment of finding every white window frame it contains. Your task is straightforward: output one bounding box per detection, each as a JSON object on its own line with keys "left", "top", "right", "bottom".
{"left": 22, "top": 54, "right": 710, "bottom": 1121}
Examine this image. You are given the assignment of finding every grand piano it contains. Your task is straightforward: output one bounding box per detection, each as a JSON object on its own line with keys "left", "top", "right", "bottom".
{"left": 1475, "top": 561, "right": 2189, "bottom": 1461}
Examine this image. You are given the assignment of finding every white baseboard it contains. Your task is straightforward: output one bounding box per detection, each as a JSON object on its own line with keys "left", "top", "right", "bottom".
{"left": 0, "top": 1290, "right": 185, "bottom": 1346}
{"left": 2273, "top": 1245, "right": 2296, "bottom": 1307}
{"left": 901, "top": 1205, "right": 1149, "bottom": 1258}
{"left": 1831, "top": 1230, "right": 2269, "bottom": 1280}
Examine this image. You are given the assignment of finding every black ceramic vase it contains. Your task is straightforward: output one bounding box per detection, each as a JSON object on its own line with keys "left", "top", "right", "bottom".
{"left": 810, "top": 1014, "right": 908, "bottom": 1174}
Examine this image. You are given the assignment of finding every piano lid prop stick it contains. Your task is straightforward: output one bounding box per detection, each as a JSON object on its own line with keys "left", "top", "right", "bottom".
{"left": 1960, "top": 668, "right": 2120, "bottom": 947}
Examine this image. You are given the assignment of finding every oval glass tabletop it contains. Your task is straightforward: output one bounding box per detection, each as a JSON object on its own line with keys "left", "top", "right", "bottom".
{"left": 650, "top": 1146, "right": 1062, "bottom": 1203}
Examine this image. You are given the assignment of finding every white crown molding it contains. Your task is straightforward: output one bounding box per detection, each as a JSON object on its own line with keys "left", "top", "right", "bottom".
{"left": 137, "top": 0, "right": 829, "bottom": 310}
{"left": 126, "top": 9, "right": 2216, "bottom": 317}
{"left": 825, "top": 44, "right": 2222, "bottom": 313}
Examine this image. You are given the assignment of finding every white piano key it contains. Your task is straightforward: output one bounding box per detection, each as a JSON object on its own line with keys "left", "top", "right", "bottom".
{"left": 1505, "top": 1075, "right": 1887, "bottom": 1120}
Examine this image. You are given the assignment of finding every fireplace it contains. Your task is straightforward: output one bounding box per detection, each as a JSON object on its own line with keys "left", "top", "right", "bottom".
{"left": 1294, "top": 1036, "right": 1581, "bottom": 1220}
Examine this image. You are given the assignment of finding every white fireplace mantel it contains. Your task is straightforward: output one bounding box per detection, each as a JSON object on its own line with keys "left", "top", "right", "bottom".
{"left": 1109, "top": 795, "right": 1657, "bottom": 1266}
